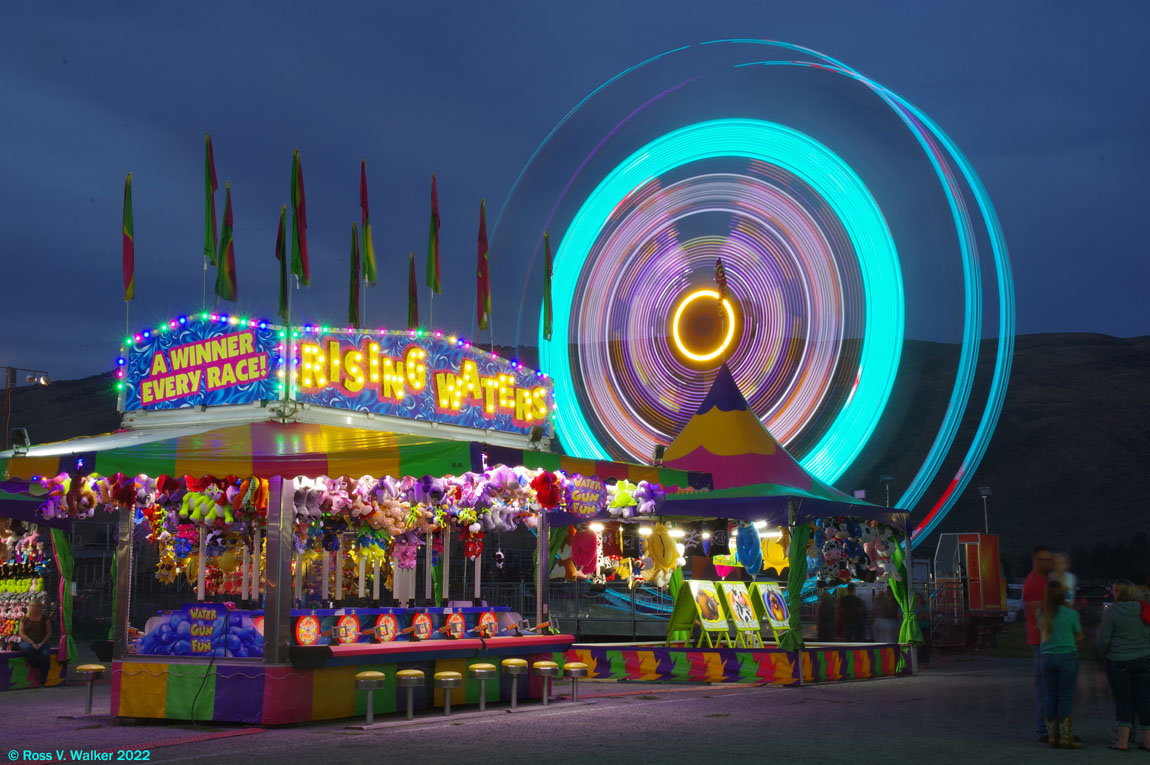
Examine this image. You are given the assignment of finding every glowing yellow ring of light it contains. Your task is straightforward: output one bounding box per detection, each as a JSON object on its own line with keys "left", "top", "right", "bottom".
{"left": 671, "top": 289, "right": 737, "bottom": 362}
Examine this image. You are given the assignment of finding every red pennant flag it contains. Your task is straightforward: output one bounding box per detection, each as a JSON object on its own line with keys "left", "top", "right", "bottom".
{"left": 360, "top": 161, "right": 376, "bottom": 286}
{"left": 476, "top": 200, "right": 491, "bottom": 331}
{"left": 349, "top": 224, "right": 361, "bottom": 328}
{"left": 290, "top": 150, "right": 309, "bottom": 286}
{"left": 122, "top": 173, "right": 134, "bottom": 302}
{"left": 407, "top": 253, "right": 419, "bottom": 329}
{"left": 204, "top": 134, "right": 218, "bottom": 266}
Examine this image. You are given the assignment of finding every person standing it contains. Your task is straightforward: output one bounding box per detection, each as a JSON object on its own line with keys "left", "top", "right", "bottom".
{"left": 1051, "top": 553, "right": 1078, "bottom": 606}
{"left": 816, "top": 585, "right": 837, "bottom": 642}
{"left": 840, "top": 583, "right": 867, "bottom": 642}
{"left": 1040, "top": 580, "right": 1084, "bottom": 749}
{"left": 17, "top": 600, "right": 53, "bottom": 687}
{"left": 915, "top": 592, "right": 932, "bottom": 665}
{"left": 1098, "top": 580, "right": 1150, "bottom": 751}
{"left": 1024, "top": 546, "right": 1055, "bottom": 741}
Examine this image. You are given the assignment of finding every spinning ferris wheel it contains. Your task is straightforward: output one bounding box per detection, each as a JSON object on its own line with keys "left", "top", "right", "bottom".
{"left": 493, "top": 40, "right": 1014, "bottom": 546}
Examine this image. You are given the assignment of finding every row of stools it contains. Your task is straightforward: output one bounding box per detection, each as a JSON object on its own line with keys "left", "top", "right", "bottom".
{"left": 355, "top": 659, "right": 589, "bottom": 724}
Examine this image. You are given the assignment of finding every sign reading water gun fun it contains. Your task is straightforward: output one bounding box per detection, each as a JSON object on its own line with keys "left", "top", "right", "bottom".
{"left": 121, "top": 315, "right": 279, "bottom": 411}
{"left": 293, "top": 330, "right": 554, "bottom": 436}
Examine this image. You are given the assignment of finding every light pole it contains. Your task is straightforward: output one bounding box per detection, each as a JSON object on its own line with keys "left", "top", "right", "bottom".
{"left": 879, "top": 474, "right": 895, "bottom": 508}
{"left": 978, "top": 486, "right": 992, "bottom": 534}
{"left": 2, "top": 366, "right": 51, "bottom": 450}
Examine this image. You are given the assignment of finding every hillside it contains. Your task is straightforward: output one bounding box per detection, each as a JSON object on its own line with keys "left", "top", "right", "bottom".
{"left": 5, "top": 334, "right": 1148, "bottom": 565}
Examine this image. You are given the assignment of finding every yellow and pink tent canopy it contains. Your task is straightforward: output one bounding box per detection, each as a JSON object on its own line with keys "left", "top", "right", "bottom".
{"left": 661, "top": 364, "right": 905, "bottom": 529}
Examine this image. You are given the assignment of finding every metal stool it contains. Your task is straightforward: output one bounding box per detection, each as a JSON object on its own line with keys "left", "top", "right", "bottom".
{"left": 502, "top": 658, "right": 528, "bottom": 709}
{"left": 468, "top": 663, "right": 496, "bottom": 712}
{"left": 533, "top": 660, "right": 559, "bottom": 707}
{"left": 396, "top": 669, "right": 425, "bottom": 720}
{"left": 354, "top": 670, "right": 386, "bottom": 724}
{"left": 563, "top": 661, "right": 589, "bottom": 702}
{"left": 434, "top": 670, "right": 462, "bottom": 716}
{"left": 75, "top": 664, "right": 105, "bottom": 715}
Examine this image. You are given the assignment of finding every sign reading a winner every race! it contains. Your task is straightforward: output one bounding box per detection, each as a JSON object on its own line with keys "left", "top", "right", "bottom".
{"left": 120, "top": 313, "right": 554, "bottom": 436}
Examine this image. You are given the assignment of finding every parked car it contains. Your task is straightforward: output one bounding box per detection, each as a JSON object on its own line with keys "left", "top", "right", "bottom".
{"left": 1005, "top": 583, "right": 1024, "bottom": 623}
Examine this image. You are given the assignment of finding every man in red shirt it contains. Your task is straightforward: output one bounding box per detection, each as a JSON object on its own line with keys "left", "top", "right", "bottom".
{"left": 1023, "top": 546, "right": 1054, "bottom": 740}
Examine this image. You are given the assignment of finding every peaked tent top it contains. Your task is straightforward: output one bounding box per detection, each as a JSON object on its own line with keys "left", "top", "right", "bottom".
{"left": 661, "top": 363, "right": 893, "bottom": 523}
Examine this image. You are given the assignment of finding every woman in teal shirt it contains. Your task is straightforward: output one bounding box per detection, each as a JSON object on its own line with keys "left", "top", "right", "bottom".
{"left": 1041, "top": 580, "right": 1084, "bottom": 749}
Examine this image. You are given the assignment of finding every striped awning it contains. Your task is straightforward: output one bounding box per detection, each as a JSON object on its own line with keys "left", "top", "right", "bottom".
{"left": 0, "top": 421, "right": 708, "bottom": 491}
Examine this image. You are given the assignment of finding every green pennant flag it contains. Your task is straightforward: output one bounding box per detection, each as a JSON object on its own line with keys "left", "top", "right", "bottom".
{"left": 204, "top": 133, "right": 218, "bottom": 266}
{"left": 213, "top": 182, "right": 237, "bottom": 301}
{"left": 275, "top": 204, "right": 288, "bottom": 321}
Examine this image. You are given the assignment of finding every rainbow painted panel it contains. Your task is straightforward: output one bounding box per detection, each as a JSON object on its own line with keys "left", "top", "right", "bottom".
{"left": 122, "top": 316, "right": 280, "bottom": 411}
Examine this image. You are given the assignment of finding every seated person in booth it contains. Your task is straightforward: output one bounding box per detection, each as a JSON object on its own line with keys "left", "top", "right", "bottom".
{"left": 18, "top": 600, "right": 53, "bottom": 687}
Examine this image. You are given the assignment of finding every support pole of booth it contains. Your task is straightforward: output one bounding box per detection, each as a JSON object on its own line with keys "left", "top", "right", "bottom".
{"left": 265, "top": 476, "right": 293, "bottom": 665}
{"left": 112, "top": 506, "right": 133, "bottom": 659}
{"left": 535, "top": 511, "right": 549, "bottom": 625}
{"left": 904, "top": 528, "right": 918, "bottom": 676}
{"left": 441, "top": 524, "right": 451, "bottom": 604}
{"left": 423, "top": 534, "right": 433, "bottom": 606}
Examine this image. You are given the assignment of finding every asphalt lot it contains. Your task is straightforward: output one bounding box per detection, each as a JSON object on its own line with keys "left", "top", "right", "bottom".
{"left": 0, "top": 654, "right": 1131, "bottom": 764}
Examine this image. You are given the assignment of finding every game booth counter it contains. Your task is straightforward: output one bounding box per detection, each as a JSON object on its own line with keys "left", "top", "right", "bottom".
{"left": 535, "top": 364, "right": 922, "bottom": 687}
{"left": 0, "top": 315, "right": 920, "bottom": 723}
{"left": 0, "top": 489, "right": 76, "bottom": 690}
{"left": 0, "top": 311, "right": 720, "bottom": 723}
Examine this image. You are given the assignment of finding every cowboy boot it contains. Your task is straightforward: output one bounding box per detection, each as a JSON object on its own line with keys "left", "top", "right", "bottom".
{"left": 1046, "top": 717, "right": 1061, "bottom": 748}
{"left": 1059, "top": 716, "right": 1083, "bottom": 749}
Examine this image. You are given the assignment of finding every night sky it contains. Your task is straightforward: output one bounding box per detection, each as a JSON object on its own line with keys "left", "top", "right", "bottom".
{"left": 2, "top": 1, "right": 1146, "bottom": 380}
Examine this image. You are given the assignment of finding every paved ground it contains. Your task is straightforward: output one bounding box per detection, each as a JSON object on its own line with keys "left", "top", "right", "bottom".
{"left": 1, "top": 655, "right": 1135, "bottom": 763}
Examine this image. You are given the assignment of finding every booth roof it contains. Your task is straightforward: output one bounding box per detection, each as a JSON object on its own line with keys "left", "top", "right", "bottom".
{"left": 661, "top": 483, "right": 909, "bottom": 531}
{"left": 0, "top": 421, "right": 708, "bottom": 490}
{"left": 0, "top": 489, "right": 70, "bottom": 529}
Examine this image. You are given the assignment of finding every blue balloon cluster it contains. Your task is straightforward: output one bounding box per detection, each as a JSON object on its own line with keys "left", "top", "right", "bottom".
{"left": 136, "top": 611, "right": 264, "bottom": 658}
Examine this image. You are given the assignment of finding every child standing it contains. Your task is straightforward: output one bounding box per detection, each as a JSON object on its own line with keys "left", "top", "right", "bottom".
{"left": 1041, "top": 580, "right": 1084, "bottom": 748}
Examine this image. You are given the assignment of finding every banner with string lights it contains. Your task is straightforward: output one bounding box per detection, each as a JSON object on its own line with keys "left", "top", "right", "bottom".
{"left": 119, "top": 313, "right": 281, "bottom": 411}
{"left": 116, "top": 312, "right": 555, "bottom": 437}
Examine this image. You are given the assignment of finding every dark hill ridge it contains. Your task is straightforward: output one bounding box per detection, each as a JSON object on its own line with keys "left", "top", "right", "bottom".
{"left": 4, "top": 334, "right": 1148, "bottom": 560}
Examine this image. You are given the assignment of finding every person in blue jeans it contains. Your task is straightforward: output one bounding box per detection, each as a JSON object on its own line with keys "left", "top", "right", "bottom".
{"left": 17, "top": 600, "right": 54, "bottom": 687}
{"left": 1041, "top": 580, "right": 1084, "bottom": 748}
{"left": 1098, "top": 580, "right": 1150, "bottom": 751}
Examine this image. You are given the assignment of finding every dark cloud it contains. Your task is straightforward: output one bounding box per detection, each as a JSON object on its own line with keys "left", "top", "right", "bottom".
{"left": 1, "top": 0, "right": 1146, "bottom": 377}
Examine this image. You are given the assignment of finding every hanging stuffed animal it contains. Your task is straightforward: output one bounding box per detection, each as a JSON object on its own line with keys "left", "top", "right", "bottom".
{"left": 735, "top": 522, "right": 763, "bottom": 576}
{"left": 640, "top": 523, "right": 684, "bottom": 589}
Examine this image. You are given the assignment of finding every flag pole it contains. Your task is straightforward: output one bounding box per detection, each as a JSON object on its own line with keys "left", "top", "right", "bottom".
{"left": 202, "top": 258, "right": 207, "bottom": 311}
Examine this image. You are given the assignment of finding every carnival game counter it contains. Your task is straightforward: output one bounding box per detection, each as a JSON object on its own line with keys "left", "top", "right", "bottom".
{"left": 112, "top": 632, "right": 576, "bottom": 725}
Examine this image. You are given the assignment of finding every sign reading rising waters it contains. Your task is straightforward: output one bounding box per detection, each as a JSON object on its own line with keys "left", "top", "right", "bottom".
{"left": 294, "top": 331, "right": 553, "bottom": 435}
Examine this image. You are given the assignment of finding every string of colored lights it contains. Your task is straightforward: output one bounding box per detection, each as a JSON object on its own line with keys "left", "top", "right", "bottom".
{"left": 115, "top": 311, "right": 550, "bottom": 401}
{"left": 542, "top": 118, "right": 903, "bottom": 481}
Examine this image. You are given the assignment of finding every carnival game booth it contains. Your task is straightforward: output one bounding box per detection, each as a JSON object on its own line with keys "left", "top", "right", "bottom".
{"left": 0, "top": 313, "right": 711, "bottom": 722}
{"left": 549, "top": 366, "right": 921, "bottom": 686}
{"left": 0, "top": 490, "right": 76, "bottom": 690}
